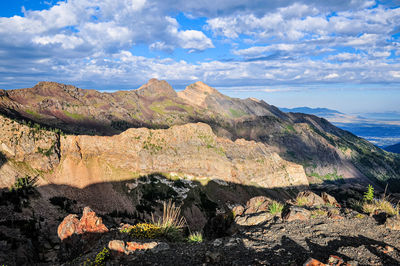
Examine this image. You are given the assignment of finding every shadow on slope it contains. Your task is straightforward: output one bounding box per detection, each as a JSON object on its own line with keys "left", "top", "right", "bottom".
{"left": 2, "top": 173, "right": 400, "bottom": 265}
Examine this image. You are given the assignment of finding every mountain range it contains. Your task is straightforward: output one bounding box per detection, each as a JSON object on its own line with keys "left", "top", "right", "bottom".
{"left": 0, "top": 79, "right": 399, "bottom": 191}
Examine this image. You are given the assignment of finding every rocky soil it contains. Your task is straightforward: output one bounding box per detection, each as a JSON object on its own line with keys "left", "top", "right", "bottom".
{"left": 2, "top": 183, "right": 400, "bottom": 266}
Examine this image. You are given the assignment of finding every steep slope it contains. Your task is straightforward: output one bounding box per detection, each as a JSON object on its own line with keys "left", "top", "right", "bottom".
{"left": 1, "top": 80, "right": 399, "bottom": 189}
{"left": 0, "top": 114, "right": 307, "bottom": 211}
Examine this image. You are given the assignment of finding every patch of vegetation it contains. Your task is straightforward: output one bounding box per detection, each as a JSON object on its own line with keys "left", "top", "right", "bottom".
{"left": 283, "top": 124, "right": 296, "bottom": 133}
{"left": 152, "top": 200, "right": 187, "bottom": 241}
{"left": 9, "top": 176, "right": 37, "bottom": 192}
{"left": 198, "top": 134, "right": 226, "bottom": 156}
{"left": 188, "top": 232, "right": 203, "bottom": 243}
{"left": 83, "top": 247, "right": 110, "bottom": 266}
{"left": 63, "top": 110, "right": 85, "bottom": 120}
{"left": 268, "top": 201, "right": 284, "bottom": 215}
{"left": 229, "top": 108, "right": 247, "bottom": 118}
{"left": 142, "top": 131, "right": 165, "bottom": 154}
{"left": 37, "top": 143, "right": 55, "bottom": 157}
{"left": 309, "top": 171, "right": 343, "bottom": 181}
{"left": 25, "top": 109, "right": 42, "bottom": 119}
{"left": 364, "top": 184, "right": 374, "bottom": 202}
{"left": 110, "top": 120, "right": 133, "bottom": 131}
{"left": 295, "top": 196, "right": 310, "bottom": 207}
{"left": 0, "top": 176, "right": 38, "bottom": 212}
{"left": 310, "top": 209, "right": 328, "bottom": 218}
{"left": 120, "top": 223, "right": 162, "bottom": 239}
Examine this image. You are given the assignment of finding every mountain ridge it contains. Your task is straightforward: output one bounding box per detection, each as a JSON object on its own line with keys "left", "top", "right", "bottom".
{"left": 0, "top": 79, "right": 399, "bottom": 191}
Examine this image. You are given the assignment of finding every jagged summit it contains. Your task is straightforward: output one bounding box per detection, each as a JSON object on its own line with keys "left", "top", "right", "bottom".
{"left": 177, "top": 81, "right": 222, "bottom": 107}
{"left": 135, "top": 78, "right": 177, "bottom": 97}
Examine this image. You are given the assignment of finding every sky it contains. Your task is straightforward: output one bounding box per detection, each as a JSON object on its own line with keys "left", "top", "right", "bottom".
{"left": 0, "top": 0, "right": 399, "bottom": 113}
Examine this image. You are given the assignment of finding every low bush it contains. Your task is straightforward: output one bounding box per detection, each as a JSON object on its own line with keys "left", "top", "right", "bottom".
{"left": 295, "top": 196, "right": 309, "bottom": 206}
{"left": 120, "top": 223, "right": 162, "bottom": 239}
{"left": 268, "top": 201, "right": 284, "bottom": 215}
{"left": 188, "top": 232, "right": 203, "bottom": 243}
{"left": 152, "top": 200, "right": 187, "bottom": 241}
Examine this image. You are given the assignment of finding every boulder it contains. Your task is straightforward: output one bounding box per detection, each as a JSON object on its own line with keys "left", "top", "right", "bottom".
{"left": 76, "top": 207, "right": 108, "bottom": 234}
{"left": 232, "top": 205, "right": 245, "bottom": 217}
{"left": 297, "top": 191, "right": 325, "bottom": 207}
{"left": 244, "top": 196, "right": 271, "bottom": 214}
{"left": 108, "top": 240, "right": 165, "bottom": 255}
{"left": 235, "top": 212, "right": 273, "bottom": 226}
{"left": 108, "top": 240, "right": 127, "bottom": 254}
{"left": 57, "top": 214, "right": 80, "bottom": 241}
{"left": 385, "top": 216, "right": 400, "bottom": 230}
{"left": 321, "top": 192, "right": 339, "bottom": 206}
{"left": 57, "top": 207, "right": 108, "bottom": 241}
{"left": 282, "top": 206, "right": 311, "bottom": 222}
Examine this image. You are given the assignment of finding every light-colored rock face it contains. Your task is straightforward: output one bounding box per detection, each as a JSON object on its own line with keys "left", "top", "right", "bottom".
{"left": 53, "top": 122, "right": 308, "bottom": 189}
{"left": 0, "top": 116, "right": 60, "bottom": 186}
{"left": 177, "top": 81, "right": 221, "bottom": 108}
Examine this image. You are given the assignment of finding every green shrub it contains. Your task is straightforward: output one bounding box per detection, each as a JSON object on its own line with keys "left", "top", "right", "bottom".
{"left": 364, "top": 184, "right": 374, "bottom": 202}
{"left": 83, "top": 247, "right": 110, "bottom": 266}
{"left": 268, "top": 201, "right": 284, "bottom": 215}
{"left": 188, "top": 232, "right": 203, "bottom": 243}
{"left": 152, "top": 200, "right": 187, "bottom": 241}
{"left": 120, "top": 223, "right": 162, "bottom": 239}
{"left": 9, "top": 176, "right": 37, "bottom": 192}
{"left": 295, "top": 196, "right": 309, "bottom": 206}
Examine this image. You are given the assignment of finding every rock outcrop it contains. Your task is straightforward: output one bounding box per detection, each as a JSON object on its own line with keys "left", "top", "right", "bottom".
{"left": 57, "top": 207, "right": 108, "bottom": 241}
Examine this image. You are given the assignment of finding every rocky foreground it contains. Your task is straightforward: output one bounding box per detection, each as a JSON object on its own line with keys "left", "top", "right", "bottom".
{"left": 2, "top": 183, "right": 400, "bottom": 265}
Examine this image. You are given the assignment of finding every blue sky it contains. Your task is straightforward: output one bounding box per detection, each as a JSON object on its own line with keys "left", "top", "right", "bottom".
{"left": 0, "top": 0, "right": 399, "bottom": 113}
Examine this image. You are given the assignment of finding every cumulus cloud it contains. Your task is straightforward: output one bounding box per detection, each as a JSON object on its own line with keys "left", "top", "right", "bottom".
{"left": 0, "top": 0, "right": 399, "bottom": 91}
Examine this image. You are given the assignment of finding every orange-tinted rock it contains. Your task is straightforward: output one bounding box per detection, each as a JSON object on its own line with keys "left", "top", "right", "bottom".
{"left": 304, "top": 258, "right": 326, "bottom": 266}
{"left": 126, "top": 241, "right": 157, "bottom": 252}
{"left": 57, "top": 207, "right": 108, "bottom": 241}
{"left": 76, "top": 207, "right": 108, "bottom": 234}
{"left": 57, "top": 214, "right": 79, "bottom": 241}
{"left": 283, "top": 206, "right": 311, "bottom": 222}
{"left": 297, "top": 191, "right": 325, "bottom": 207}
{"left": 322, "top": 192, "right": 339, "bottom": 207}
{"left": 245, "top": 196, "right": 271, "bottom": 215}
{"left": 232, "top": 205, "right": 245, "bottom": 216}
{"left": 108, "top": 240, "right": 127, "bottom": 254}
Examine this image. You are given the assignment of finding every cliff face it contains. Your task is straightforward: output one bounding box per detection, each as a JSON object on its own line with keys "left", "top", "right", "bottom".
{"left": 0, "top": 114, "right": 307, "bottom": 214}
{"left": 55, "top": 122, "right": 307, "bottom": 189}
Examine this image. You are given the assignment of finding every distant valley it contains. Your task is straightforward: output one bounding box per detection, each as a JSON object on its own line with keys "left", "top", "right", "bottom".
{"left": 280, "top": 107, "right": 400, "bottom": 149}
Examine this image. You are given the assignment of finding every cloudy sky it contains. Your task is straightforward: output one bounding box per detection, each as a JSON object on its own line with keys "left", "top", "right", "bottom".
{"left": 0, "top": 0, "right": 399, "bottom": 113}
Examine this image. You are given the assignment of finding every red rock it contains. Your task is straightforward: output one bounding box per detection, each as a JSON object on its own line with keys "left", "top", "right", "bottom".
{"left": 57, "top": 214, "right": 79, "bottom": 241}
{"left": 76, "top": 207, "right": 108, "bottom": 234}
{"left": 126, "top": 241, "right": 157, "bottom": 252}
{"left": 303, "top": 258, "right": 326, "bottom": 266}
{"left": 57, "top": 206, "right": 108, "bottom": 241}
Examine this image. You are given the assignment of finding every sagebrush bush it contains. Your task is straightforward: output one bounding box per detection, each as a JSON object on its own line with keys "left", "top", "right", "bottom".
{"left": 268, "top": 201, "right": 284, "bottom": 215}
{"left": 295, "top": 196, "right": 309, "bottom": 206}
{"left": 120, "top": 223, "right": 162, "bottom": 239}
{"left": 188, "top": 232, "right": 203, "bottom": 243}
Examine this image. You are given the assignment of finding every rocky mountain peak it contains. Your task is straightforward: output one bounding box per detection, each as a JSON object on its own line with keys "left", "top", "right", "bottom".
{"left": 177, "top": 81, "right": 222, "bottom": 107}
{"left": 135, "top": 78, "right": 177, "bottom": 97}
